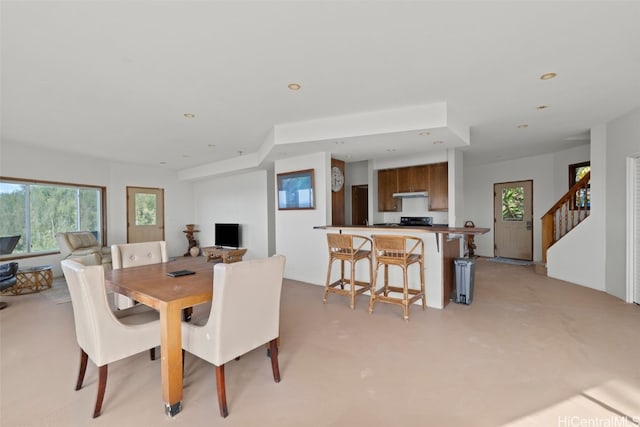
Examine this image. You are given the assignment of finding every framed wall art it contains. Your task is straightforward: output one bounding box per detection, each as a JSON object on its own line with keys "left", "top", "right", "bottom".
{"left": 277, "top": 169, "right": 315, "bottom": 210}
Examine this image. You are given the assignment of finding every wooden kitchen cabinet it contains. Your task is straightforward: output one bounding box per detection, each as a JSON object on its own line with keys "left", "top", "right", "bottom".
{"left": 377, "top": 168, "right": 402, "bottom": 212}
{"left": 397, "top": 165, "right": 429, "bottom": 193}
{"left": 428, "top": 162, "right": 448, "bottom": 211}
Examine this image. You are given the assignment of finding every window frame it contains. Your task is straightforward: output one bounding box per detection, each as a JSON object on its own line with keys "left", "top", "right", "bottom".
{"left": 0, "top": 176, "right": 107, "bottom": 260}
{"left": 568, "top": 161, "right": 591, "bottom": 210}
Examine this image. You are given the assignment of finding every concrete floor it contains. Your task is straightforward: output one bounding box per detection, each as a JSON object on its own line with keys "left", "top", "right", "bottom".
{"left": 1, "top": 258, "right": 639, "bottom": 427}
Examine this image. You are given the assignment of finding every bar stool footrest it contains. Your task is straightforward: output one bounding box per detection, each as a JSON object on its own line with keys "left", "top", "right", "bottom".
{"left": 326, "top": 280, "right": 370, "bottom": 296}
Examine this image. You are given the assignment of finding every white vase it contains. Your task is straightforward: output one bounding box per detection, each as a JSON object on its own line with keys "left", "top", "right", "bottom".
{"left": 189, "top": 246, "right": 200, "bottom": 257}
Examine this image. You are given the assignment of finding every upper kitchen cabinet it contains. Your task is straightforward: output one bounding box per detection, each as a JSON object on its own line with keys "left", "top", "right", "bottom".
{"left": 397, "top": 165, "right": 429, "bottom": 193}
{"left": 378, "top": 168, "right": 402, "bottom": 212}
{"left": 428, "top": 162, "right": 448, "bottom": 211}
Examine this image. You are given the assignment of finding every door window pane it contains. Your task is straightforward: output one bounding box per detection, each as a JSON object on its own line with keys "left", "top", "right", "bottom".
{"left": 135, "top": 193, "right": 157, "bottom": 225}
{"left": 502, "top": 186, "right": 524, "bottom": 221}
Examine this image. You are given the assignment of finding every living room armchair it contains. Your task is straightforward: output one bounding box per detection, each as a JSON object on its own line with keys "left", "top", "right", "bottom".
{"left": 55, "top": 232, "right": 112, "bottom": 270}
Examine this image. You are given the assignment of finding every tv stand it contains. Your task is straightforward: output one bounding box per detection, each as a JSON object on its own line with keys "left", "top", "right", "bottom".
{"left": 201, "top": 246, "right": 247, "bottom": 264}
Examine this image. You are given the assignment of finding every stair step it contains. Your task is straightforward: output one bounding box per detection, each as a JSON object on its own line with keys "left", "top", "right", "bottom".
{"left": 534, "top": 262, "right": 547, "bottom": 276}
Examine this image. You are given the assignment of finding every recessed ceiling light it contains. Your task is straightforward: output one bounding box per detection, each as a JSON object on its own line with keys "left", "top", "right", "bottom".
{"left": 536, "top": 105, "right": 549, "bottom": 110}
{"left": 540, "top": 72, "right": 557, "bottom": 80}
{"left": 288, "top": 83, "right": 301, "bottom": 90}
{"left": 386, "top": 149, "right": 396, "bottom": 152}
{"left": 183, "top": 113, "right": 195, "bottom": 118}
{"left": 419, "top": 131, "right": 431, "bottom": 136}
{"left": 333, "top": 141, "right": 345, "bottom": 145}
{"left": 517, "top": 124, "right": 529, "bottom": 128}
{"left": 207, "top": 144, "right": 216, "bottom": 148}
{"left": 432, "top": 140, "right": 444, "bottom": 145}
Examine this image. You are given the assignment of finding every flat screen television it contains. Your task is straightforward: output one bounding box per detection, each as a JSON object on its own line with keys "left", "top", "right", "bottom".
{"left": 215, "top": 223, "right": 240, "bottom": 248}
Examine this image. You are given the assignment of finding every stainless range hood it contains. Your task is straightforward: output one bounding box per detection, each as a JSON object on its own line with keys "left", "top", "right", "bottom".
{"left": 392, "top": 191, "right": 428, "bottom": 198}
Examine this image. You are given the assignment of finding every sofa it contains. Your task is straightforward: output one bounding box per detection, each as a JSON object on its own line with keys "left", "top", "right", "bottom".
{"left": 55, "top": 231, "right": 112, "bottom": 269}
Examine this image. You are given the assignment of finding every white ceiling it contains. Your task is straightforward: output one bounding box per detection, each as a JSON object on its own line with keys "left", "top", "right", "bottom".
{"left": 2, "top": 1, "right": 639, "bottom": 177}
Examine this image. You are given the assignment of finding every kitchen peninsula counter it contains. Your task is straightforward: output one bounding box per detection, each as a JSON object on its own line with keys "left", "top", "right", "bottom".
{"left": 314, "top": 224, "right": 489, "bottom": 235}
{"left": 314, "top": 224, "right": 489, "bottom": 309}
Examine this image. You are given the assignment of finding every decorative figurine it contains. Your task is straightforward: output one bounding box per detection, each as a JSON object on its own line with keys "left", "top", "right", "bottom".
{"left": 183, "top": 224, "right": 200, "bottom": 256}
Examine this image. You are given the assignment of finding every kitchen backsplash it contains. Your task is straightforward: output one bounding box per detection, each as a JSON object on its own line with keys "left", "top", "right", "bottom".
{"left": 381, "top": 197, "right": 448, "bottom": 224}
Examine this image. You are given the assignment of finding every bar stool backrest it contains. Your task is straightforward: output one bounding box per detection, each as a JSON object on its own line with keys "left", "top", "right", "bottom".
{"left": 327, "top": 233, "right": 371, "bottom": 257}
{"left": 372, "top": 235, "right": 423, "bottom": 264}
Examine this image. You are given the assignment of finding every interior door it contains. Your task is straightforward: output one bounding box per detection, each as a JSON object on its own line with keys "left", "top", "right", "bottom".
{"left": 127, "top": 186, "right": 165, "bottom": 243}
{"left": 494, "top": 180, "right": 533, "bottom": 260}
{"left": 351, "top": 185, "right": 369, "bottom": 226}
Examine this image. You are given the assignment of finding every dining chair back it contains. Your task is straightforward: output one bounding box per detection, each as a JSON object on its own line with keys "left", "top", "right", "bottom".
{"left": 111, "top": 241, "right": 168, "bottom": 269}
{"left": 61, "top": 259, "right": 160, "bottom": 417}
{"left": 111, "top": 241, "right": 168, "bottom": 308}
{"left": 182, "top": 255, "right": 286, "bottom": 417}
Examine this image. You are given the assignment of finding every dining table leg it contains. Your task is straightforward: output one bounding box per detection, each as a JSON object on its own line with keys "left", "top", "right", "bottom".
{"left": 160, "top": 301, "right": 183, "bottom": 417}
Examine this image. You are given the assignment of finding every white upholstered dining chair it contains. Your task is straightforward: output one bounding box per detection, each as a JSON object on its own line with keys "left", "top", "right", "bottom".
{"left": 181, "top": 255, "right": 286, "bottom": 418}
{"left": 111, "top": 241, "right": 169, "bottom": 309}
{"left": 61, "top": 259, "right": 160, "bottom": 418}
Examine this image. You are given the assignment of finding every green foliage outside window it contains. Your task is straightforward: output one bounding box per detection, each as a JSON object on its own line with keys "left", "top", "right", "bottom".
{"left": 502, "top": 186, "right": 525, "bottom": 221}
{"left": 0, "top": 179, "right": 102, "bottom": 255}
{"left": 135, "top": 193, "right": 157, "bottom": 225}
{"left": 569, "top": 162, "right": 591, "bottom": 209}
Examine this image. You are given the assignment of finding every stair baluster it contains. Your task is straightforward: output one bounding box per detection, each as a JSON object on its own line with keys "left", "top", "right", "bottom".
{"left": 541, "top": 171, "right": 590, "bottom": 262}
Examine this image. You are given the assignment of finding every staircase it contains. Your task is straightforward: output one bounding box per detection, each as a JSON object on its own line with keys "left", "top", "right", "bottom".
{"left": 541, "top": 171, "right": 591, "bottom": 263}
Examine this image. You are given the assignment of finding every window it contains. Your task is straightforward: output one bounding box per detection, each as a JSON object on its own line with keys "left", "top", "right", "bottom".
{"left": 501, "top": 186, "right": 525, "bottom": 221}
{"left": 0, "top": 177, "right": 106, "bottom": 258}
{"left": 135, "top": 192, "right": 157, "bottom": 225}
{"left": 569, "top": 161, "right": 591, "bottom": 209}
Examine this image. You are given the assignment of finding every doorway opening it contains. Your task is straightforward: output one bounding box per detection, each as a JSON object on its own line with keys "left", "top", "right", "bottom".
{"left": 351, "top": 185, "right": 369, "bottom": 226}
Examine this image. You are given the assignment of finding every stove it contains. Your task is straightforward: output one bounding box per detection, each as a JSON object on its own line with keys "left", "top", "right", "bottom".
{"left": 399, "top": 216, "right": 433, "bottom": 226}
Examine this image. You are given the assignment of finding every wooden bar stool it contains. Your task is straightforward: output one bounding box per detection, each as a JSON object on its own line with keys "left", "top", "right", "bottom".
{"left": 369, "top": 234, "right": 426, "bottom": 320}
{"left": 324, "top": 233, "right": 373, "bottom": 309}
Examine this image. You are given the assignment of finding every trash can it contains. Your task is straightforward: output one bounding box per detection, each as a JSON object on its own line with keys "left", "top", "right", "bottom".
{"left": 454, "top": 258, "right": 476, "bottom": 305}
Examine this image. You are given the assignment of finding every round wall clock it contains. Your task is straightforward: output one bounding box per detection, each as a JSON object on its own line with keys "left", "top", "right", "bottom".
{"left": 331, "top": 166, "right": 344, "bottom": 192}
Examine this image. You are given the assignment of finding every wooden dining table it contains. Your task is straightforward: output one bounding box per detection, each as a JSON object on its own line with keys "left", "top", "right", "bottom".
{"left": 104, "top": 256, "right": 214, "bottom": 417}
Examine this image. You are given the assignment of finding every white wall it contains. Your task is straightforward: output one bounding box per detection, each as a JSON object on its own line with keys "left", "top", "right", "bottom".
{"left": 547, "top": 217, "right": 604, "bottom": 291}
{"left": 0, "top": 141, "right": 193, "bottom": 275}
{"left": 191, "top": 170, "right": 271, "bottom": 260}
{"left": 547, "top": 132, "right": 605, "bottom": 290}
{"left": 108, "top": 162, "right": 193, "bottom": 257}
{"left": 449, "top": 148, "right": 464, "bottom": 227}
{"left": 547, "top": 109, "right": 640, "bottom": 299}
{"left": 275, "top": 152, "right": 331, "bottom": 285}
{"left": 605, "top": 107, "right": 640, "bottom": 300}
{"left": 552, "top": 145, "right": 590, "bottom": 200}
{"left": 464, "top": 145, "right": 589, "bottom": 262}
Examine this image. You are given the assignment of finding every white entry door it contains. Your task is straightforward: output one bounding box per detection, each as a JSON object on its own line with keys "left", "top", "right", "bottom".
{"left": 126, "top": 186, "right": 165, "bottom": 243}
{"left": 494, "top": 180, "right": 533, "bottom": 261}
